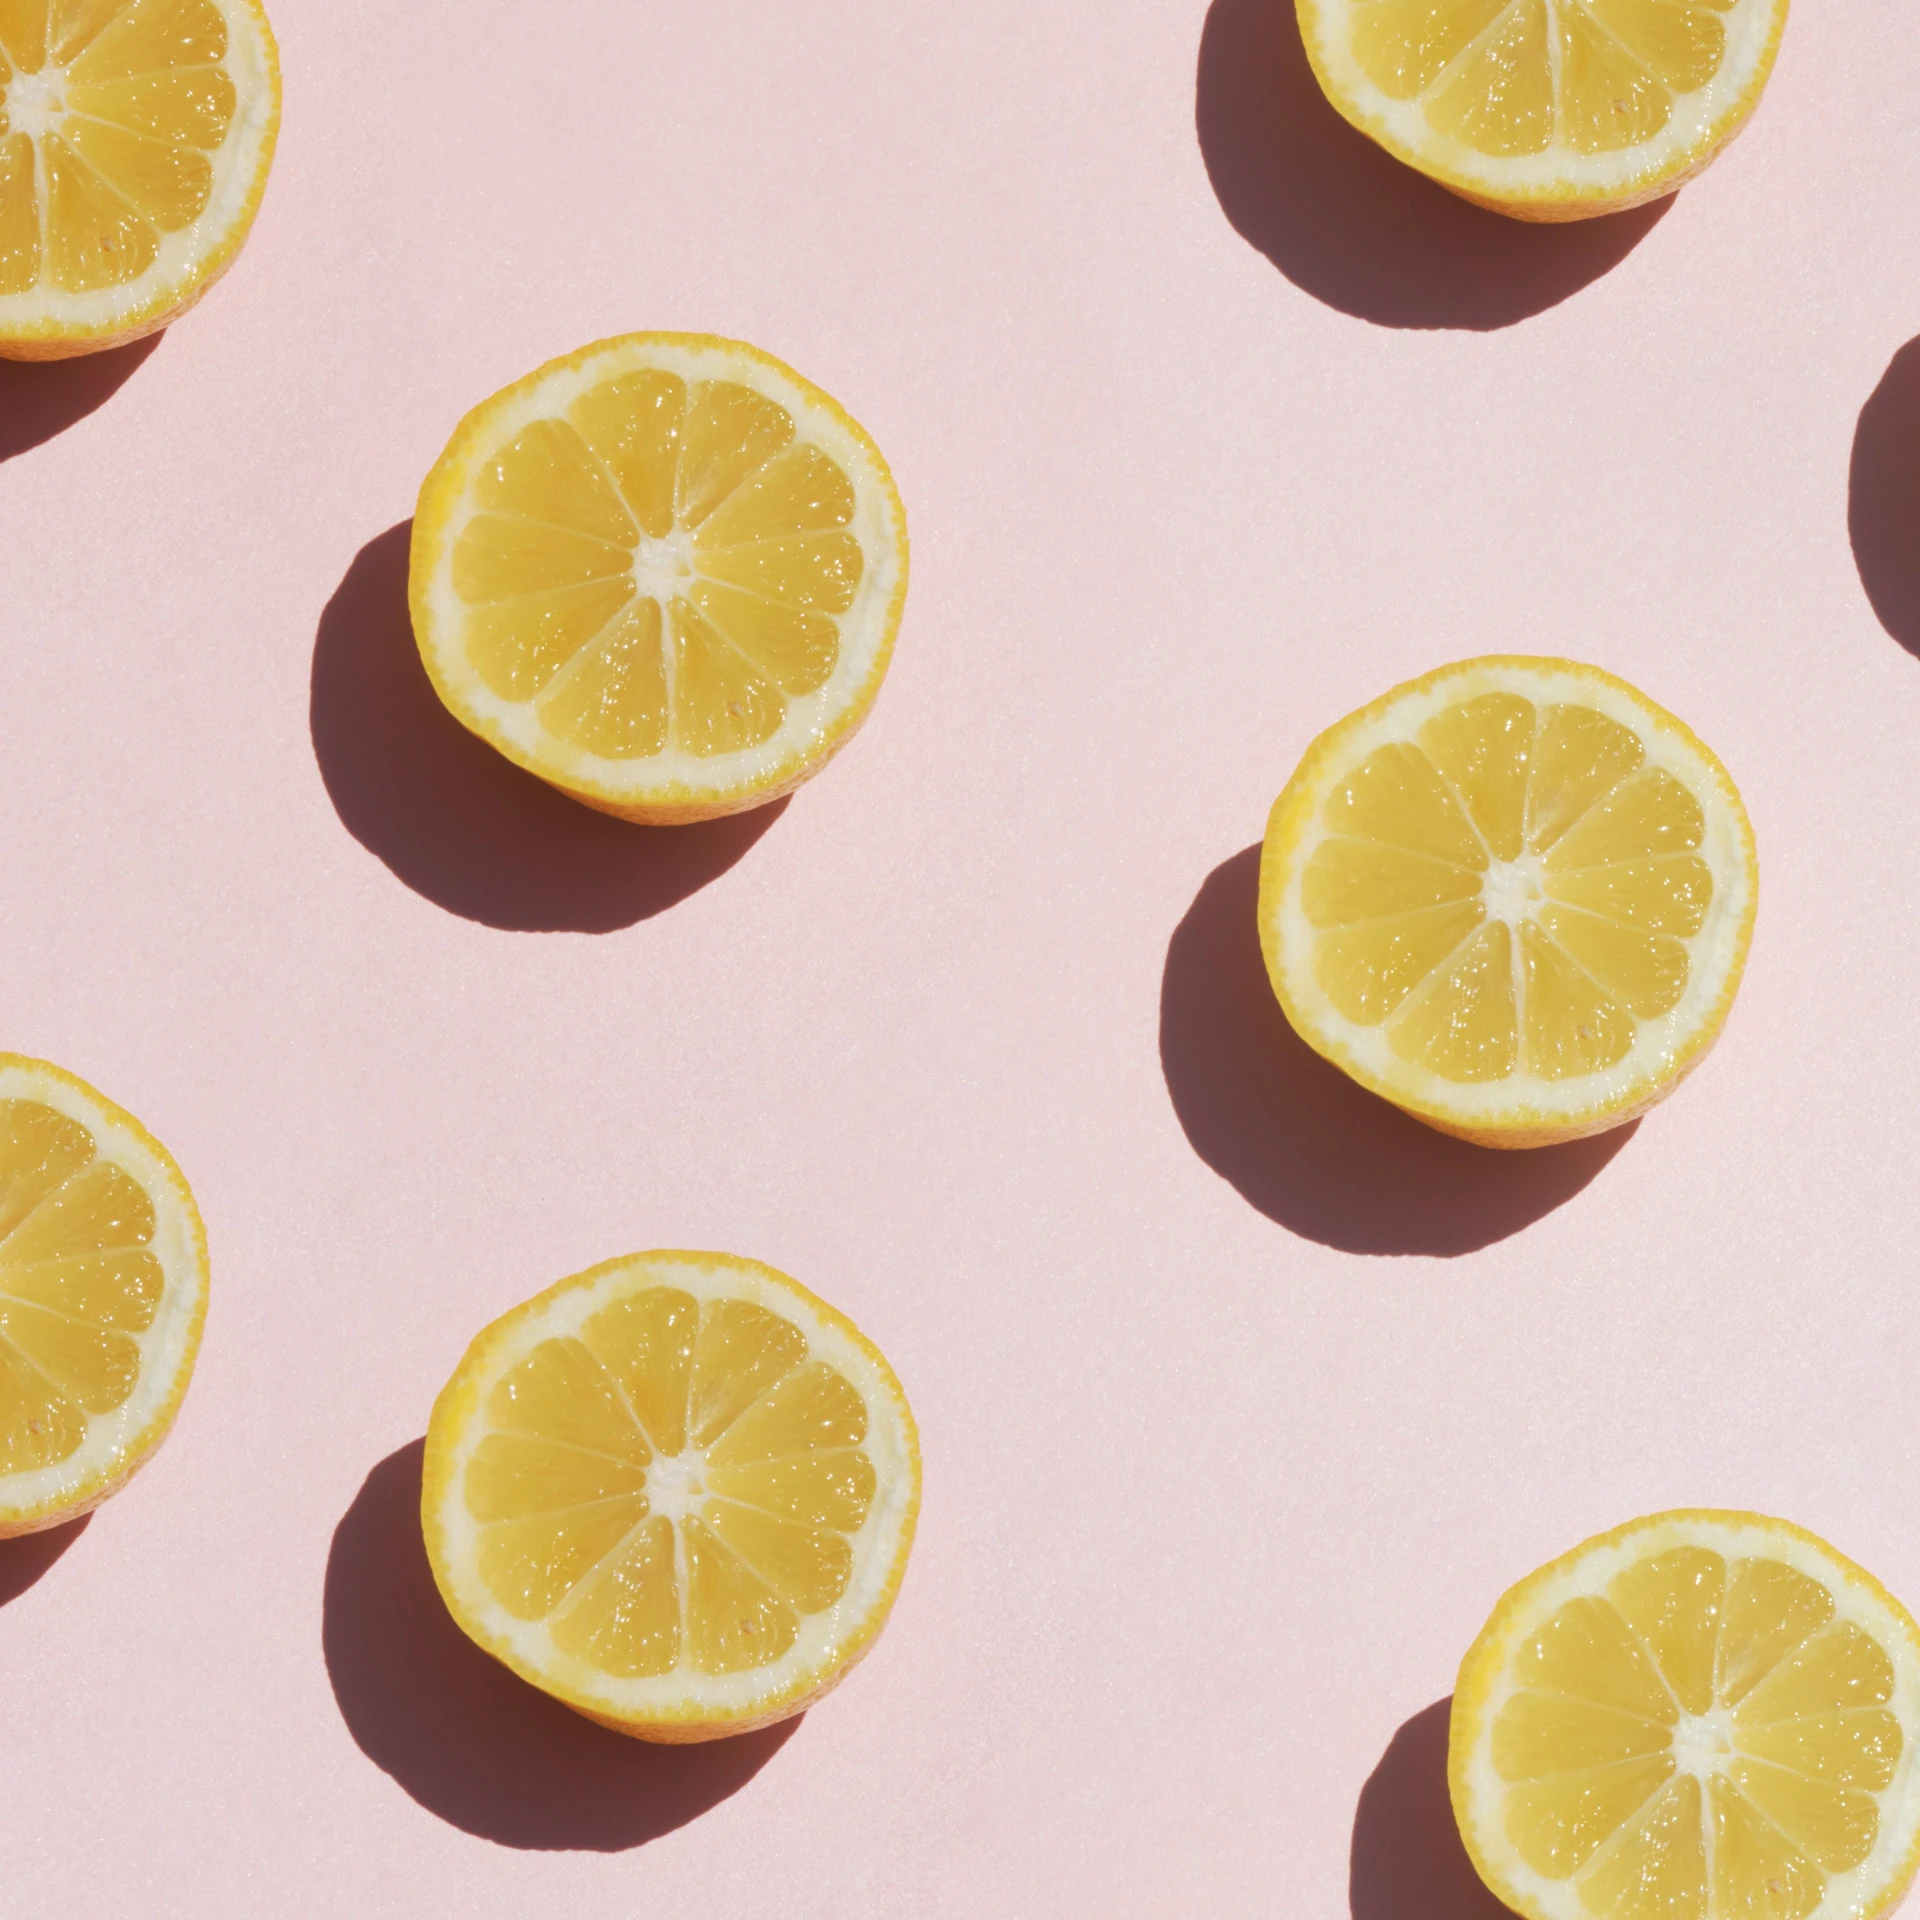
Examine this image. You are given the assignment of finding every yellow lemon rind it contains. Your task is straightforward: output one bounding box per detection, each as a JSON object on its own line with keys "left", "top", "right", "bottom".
{"left": 0, "top": 0, "right": 281, "bottom": 360}
{"left": 1258, "top": 655, "right": 1758, "bottom": 1149}
{"left": 409, "top": 332, "right": 910, "bottom": 825}
{"left": 421, "top": 1248, "right": 921, "bottom": 1744}
{"left": 1449, "top": 1509, "right": 1920, "bottom": 1920}
{"left": 1294, "top": 0, "right": 1788, "bottom": 223}
{"left": 0, "top": 1052, "right": 208, "bottom": 1536}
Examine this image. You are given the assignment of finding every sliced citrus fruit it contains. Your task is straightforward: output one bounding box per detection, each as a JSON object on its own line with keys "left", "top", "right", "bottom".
{"left": 0, "top": 1053, "right": 207, "bottom": 1534}
{"left": 0, "top": 0, "right": 280, "bottom": 359}
{"left": 1295, "top": 0, "right": 1787, "bottom": 221}
{"left": 1258, "top": 657, "right": 1756, "bottom": 1147}
{"left": 422, "top": 1250, "right": 920, "bottom": 1742}
{"left": 409, "top": 333, "right": 909, "bottom": 825}
{"left": 1451, "top": 1511, "right": 1920, "bottom": 1920}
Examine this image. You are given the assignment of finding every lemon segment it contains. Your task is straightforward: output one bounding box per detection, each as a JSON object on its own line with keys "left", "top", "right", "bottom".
{"left": 410, "top": 334, "right": 909, "bottom": 824}
{"left": 422, "top": 1251, "right": 919, "bottom": 1742}
{"left": 1259, "top": 658, "right": 1756, "bottom": 1146}
{"left": 1296, "top": 0, "right": 1787, "bottom": 219}
{"left": 1451, "top": 1512, "right": 1920, "bottom": 1920}
{"left": 0, "top": 1053, "right": 207, "bottom": 1534}
{"left": 0, "top": 0, "right": 278, "bottom": 357}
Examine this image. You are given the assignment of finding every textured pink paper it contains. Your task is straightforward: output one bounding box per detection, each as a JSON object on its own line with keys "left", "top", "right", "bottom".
{"left": 0, "top": 2, "right": 1916, "bottom": 1913}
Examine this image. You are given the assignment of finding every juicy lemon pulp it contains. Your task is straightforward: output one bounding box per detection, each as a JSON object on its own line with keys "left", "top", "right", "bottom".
{"left": 1502, "top": 1559, "right": 1896, "bottom": 1906}
{"left": 1452, "top": 1515, "right": 1920, "bottom": 1920}
{"left": 453, "top": 373, "right": 860, "bottom": 763}
{"left": 0, "top": 0, "right": 239, "bottom": 297}
{"left": 0, "top": 1097, "right": 165, "bottom": 1471}
{"left": 1261, "top": 659, "right": 1756, "bottom": 1145}
{"left": 1304, "top": 695, "right": 1708, "bottom": 1083}
{"left": 1351, "top": 0, "right": 1740, "bottom": 159}
{"left": 1298, "top": 0, "right": 1786, "bottom": 218}
{"left": 468, "top": 1288, "right": 875, "bottom": 1678}
{"left": 424, "top": 1252, "right": 919, "bottom": 1739}
{"left": 412, "top": 335, "right": 909, "bottom": 823}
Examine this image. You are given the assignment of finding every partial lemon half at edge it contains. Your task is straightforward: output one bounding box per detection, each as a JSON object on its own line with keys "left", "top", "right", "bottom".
{"left": 1258, "top": 656, "right": 1756, "bottom": 1147}
{"left": 422, "top": 1250, "right": 920, "bottom": 1742}
{"left": 1451, "top": 1510, "right": 1920, "bottom": 1920}
{"left": 409, "top": 333, "right": 909, "bottom": 825}
{"left": 0, "top": 0, "right": 280, "bottom": 359}
{"left": 0, "top": 1053, "right": 207, "bottom": 1534}
{"left": 1295, "top": 0, "right": 1788, "bottom": 221}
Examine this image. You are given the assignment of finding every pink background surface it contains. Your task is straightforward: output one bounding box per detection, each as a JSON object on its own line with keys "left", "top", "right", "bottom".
{"left": 1, "top": 1, "right": 1917, "bottom": 1912}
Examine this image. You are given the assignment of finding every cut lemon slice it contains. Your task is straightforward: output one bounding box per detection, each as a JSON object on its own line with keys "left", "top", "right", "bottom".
{"left": 1258, "top": 657, "right": 1756, "bottom": 1147}
{"left": 409, "top": 333, "right": 909, "bottom": 825}
{"left": 0, "top": 1054, "right": 207, "bottom": 1534}
{"left": 422, "top": 1250, "right": 920, "bottom": 1742}
{"left": 1295, "top": 0, "right": 1787, "bottom": 220}
{"left": 0, "top": 0, "right": 279, "bottom": 359}
{"left": 1451, "top": 1511, "right": 1920, "bottom": 1920}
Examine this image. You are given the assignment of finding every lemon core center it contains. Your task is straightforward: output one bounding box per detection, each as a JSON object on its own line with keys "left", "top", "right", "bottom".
{"left": 1670, "top": 1706, "right": 1735, "bottom": 1777}
{"left": 1481, "top": 853, "right": 1545, "bottom": 922}
{"left": 5, "top": 67, "right": 66, "bottom": 140}
{"left": 645, "top": 1448, "right": 707, "bottom": 1523}
{"left": 633, "top": 529, "right": 695, "bottom": 599}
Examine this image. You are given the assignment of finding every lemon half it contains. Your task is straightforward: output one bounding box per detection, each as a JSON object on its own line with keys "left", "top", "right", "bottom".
{"left": 1259, "top": 657, "right": 1756, "bottom": 1147}
{"left": 410, "top": 333, "right": 909, "bottom": 825}
{"left": 0, "top": 1053, "right": 207, "bottom": 1534}
{"left": 1451, "top": 1511, "right": 1920, "bottom": 1920}
{"left": 0, "top": 0, "right": 280, "bottom": 359}
{"left": 422, "top": 1251, "right": 920, "bottom": 1742}
{"left": 1296, "top": 0, "right": 1788, "bottom": 221}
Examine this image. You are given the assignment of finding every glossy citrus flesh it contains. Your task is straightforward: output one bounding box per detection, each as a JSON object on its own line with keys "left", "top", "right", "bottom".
{"left": 1451, "top": 1513, "right": 1920, "bottom": 1920}
{"left": 410, "top": 334, "right": 909, "bottom": 824}
{"left": 423, "top": 1251, "right": 919, "bottom": 1741}
{"left": 0, "top": 0, "right": 279, "bottom": 357}
{"left": 0, "top": 1055, "right": 207, "bottom": 1534}
{"left": 1296, "top": 0, "right": 1787, "bottom": 219}
{"left": 1259, "top": 658, "right": 1756, "bottom": 1145}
